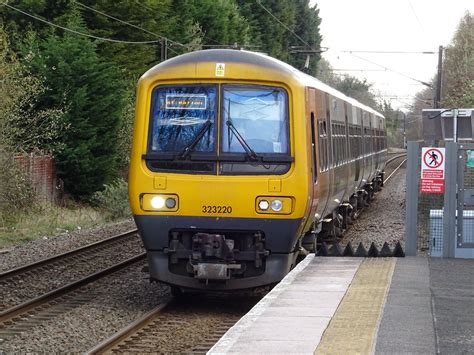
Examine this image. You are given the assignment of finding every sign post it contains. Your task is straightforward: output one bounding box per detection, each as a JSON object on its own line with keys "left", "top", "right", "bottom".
{"left": 420, "top": 147, "right": 445, "bottom": 194}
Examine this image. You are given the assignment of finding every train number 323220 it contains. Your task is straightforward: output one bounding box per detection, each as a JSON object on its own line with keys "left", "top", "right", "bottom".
{"left": 202, "top": 205, "right": 232, "bottom": 214}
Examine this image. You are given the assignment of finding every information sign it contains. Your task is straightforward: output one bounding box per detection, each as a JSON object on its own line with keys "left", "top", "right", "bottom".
{"left": 420, "top": 147, "right": 445, "bottom": 194}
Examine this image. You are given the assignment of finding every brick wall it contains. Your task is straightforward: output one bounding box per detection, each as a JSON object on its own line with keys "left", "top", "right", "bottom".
{"left": 14, "top": 153, "right": 57, "bottom": 202}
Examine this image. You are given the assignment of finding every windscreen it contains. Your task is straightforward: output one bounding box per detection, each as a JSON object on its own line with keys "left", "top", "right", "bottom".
{"left": 221, "top": 85, "right": 288, "bottom": 154}
{"left": 149, "top": 85, "right": 217, "bottom": 153}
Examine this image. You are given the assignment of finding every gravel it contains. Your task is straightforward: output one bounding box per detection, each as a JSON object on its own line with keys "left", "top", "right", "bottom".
{"left": 1, "top": 263, "right": 169, "bottom": 353}
{"left": 0, "top": 219, "right": 136, "bottom": 272}
{"left": 1, "top": 262, "right": 259, "bottom": 353}
{"left": 1, "top": 233, "right": 144, "bottom": 309}
{"left": 341, "top": 165, "right": 406, "bottom": 249}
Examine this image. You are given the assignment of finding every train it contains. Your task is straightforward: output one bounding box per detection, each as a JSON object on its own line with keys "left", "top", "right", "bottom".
{"left": 128, "top": 49, "right": 387, "bottom": 293}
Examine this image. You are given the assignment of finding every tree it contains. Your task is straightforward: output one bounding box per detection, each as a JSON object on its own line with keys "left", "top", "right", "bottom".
{"left": 22, "top": 11, "right": 125, "bottom": 198}
{"left": 236, "top": 0, "right": 322, "bottom": 73}
{"left": 185, "top": 0, "right": 249, "bottom": 47}
{"left": 441, "top": 11, "right": 474, "bottom": 107}
{"left": 78, "top": 0, "right": 176, "bottom": 75}
{"left": 378, "top": 100, "right": 405, "bottom": 148}
{"left": 0, "top": 27, "right": 64, "bottom": 154}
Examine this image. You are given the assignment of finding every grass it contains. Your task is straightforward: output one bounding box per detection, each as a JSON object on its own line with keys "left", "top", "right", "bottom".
{"left": 0, "top": 203, "right": 107, "bottom": 249}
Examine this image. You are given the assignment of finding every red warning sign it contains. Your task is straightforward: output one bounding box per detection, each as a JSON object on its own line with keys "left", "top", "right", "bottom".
{"left": 420, "top": 147, "right": 445, "bottom": 194}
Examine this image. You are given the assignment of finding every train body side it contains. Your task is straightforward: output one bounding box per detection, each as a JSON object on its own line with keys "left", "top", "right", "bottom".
{"left": 128, "top": 49, "right": 386, "bottom": 291}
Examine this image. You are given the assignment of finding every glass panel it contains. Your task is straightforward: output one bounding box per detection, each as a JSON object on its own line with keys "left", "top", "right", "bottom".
{"left": 221, "top": 85, "right": 288, "bottom": 154}
{"left": 149, "top": 85, "right": 217, "bottom": 153}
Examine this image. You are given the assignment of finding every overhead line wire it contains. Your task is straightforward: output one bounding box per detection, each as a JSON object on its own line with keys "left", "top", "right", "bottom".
{"left": 338, "top": 50, "right": 437, "bottom": 54}
{"left": 1, "top": 2, "right": 164, "bottom": 44}
{"left": 74, "top": 1, "right": 185, "bottom": 47}
{"left": 408, "top": 0, "right": 425, "bottom": 33}
{"left": 348, "top": 52, "right": 434, "bottom": 88}
{"left": 255, "top": 0, "right": 313, "bottom": 50}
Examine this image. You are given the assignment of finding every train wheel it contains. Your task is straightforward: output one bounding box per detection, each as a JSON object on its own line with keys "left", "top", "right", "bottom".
{"left": 302, "top": 232, "right": 317, "bottom": 253}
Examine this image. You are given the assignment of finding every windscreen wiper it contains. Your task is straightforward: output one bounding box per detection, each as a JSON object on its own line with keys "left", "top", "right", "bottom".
{"left": 226, "top": 120, "right": 260, "bottom": 161}
{"left": 179, "top": 119, "right": 212, "bottom": 159}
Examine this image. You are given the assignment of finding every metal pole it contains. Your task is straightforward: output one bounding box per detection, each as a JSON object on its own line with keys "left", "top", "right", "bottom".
{"left": 435, "top": 46, "right": 443, "bottom": 108}
{"left": 405, "top": 141, "right": 420, "bottom": 256}
{"left": 402, "top": 111, "right": 407, "bottom": 149}
{"left": 160, "top": 39, "right": 168, "bottom": 61}
{"left": 453, "top": 108, "right": 458, "bottom": 143}
{"left": 443, "top": 142, "right": 457, "bottom": 257}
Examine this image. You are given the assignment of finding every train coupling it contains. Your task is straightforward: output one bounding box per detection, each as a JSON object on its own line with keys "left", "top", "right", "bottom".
{"left": 192, "top": 263, "right": 241, "bottom": 280}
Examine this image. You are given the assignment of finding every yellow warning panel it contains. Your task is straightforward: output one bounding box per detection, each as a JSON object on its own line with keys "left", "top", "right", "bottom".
{"left": 315, "top": 258, "right": 396, "bottom": 355}
{"left": 215, "top": 63, "right": 225, "bottom": 76}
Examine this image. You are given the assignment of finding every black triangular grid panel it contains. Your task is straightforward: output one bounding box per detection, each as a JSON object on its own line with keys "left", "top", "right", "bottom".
{"left": 316, "top": 241, "right": 405, "bottom": 257}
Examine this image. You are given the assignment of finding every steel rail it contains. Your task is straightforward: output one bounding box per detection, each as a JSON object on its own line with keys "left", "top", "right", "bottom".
{"left": 385, "top": 158, "right": 407, "bottom": 184}
{"left": 0, "top": 253, "right": 146, "bottom": 324}
{"left": 0, "top": 229, "right": 139, "bottom": 280}
{"left": 86, "top": 300, "right": 172, "bottom": 354}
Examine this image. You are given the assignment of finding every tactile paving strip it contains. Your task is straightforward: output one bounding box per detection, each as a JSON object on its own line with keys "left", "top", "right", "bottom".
{"left": 315, "top": 258, "right": 396, "bottom": 354}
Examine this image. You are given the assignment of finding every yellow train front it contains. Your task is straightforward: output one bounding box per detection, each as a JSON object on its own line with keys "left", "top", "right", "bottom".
{"left": 128, "top": 49, "right": 386, "bottom": 292}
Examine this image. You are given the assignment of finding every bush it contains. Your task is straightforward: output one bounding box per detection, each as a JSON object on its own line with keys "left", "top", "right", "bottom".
{"left": 91, "top": 178, "right": 131, "bottom": 220}
{"left": 0, "top": 151, "right": 38, "bottom": 226}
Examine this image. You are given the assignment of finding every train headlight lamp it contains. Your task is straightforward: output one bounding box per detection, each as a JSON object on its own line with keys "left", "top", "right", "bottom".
{"left": 256, "top": 196, "right": 293, "bottom": 215}
{"left": 165, "top": 197, "right": 176, "bottom": 209}
{"left": 258, "top": 200, "right": 270, "bottom": 211}
{"left": 151, "top": 196, "right": 165, "bottom": 209}
{"left": 142, "top": 194, "right": 179, "bottom": 212}
{"left": 271, "top": 199, "right": 283, "bottom": 212}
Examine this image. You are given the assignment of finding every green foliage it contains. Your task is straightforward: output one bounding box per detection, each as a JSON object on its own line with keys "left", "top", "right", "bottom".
{"left": 78, "top": 0, "right": 175, "bottom": 75}
{"left": 378, "top": 101, "right": 405, "bottom": 148}
{"left": 116, "top": 80, "right": 137, "bottom": 170}
{"left": 236, "top": 0, "right": 321, "bottom": 74}
{"left": 335, "top": 76, "right": 378, "bottom": 109}
{"left": 0, "top": 27, "right": 65, "bottom": 154}
{"left": 21, "top": 11, "right": 125, "bottom": 198}
{"left": 185, "top": 0, "right": 249, "bottom": 47}
{"left": 316, "top": 58, "right": 379, "bottom": 110}
{"left": 441, "top": 12, "right": 474, "bottom": 107}
{"left": 91, "top": 178, "right": 131, "bottom": 220}
{"left": 0, "top": 152, "right": 38, "bottom": 226}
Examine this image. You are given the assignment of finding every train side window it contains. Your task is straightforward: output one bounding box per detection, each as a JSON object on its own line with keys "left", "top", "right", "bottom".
{"left": 318, "top": 119, "right": 328, "bottom": 172}
{"left": 310, "top": 113, "right": 317, "bottom": 182}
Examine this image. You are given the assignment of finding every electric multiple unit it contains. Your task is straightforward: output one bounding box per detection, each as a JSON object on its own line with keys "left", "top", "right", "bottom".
{"left": 128, "top": 49, "right": 386, "bottom": 292}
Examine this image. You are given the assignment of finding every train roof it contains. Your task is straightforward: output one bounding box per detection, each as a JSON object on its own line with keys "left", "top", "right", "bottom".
{"left": 145, "top": 49, "right": 384, "bottom": 118}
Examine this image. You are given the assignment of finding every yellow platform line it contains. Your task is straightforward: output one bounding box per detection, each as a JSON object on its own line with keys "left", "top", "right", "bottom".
{"left": 315, "top": 258, "right": 396, "bottom": 355}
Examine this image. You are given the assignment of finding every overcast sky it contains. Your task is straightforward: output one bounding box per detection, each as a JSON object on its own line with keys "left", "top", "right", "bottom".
{"left": 312, "top": 0, "right": 473, "bottom": 110}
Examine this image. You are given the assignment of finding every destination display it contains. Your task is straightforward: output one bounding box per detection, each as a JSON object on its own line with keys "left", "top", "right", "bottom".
{"left": 165, "top": 94, "right": 207, "bottom": 110}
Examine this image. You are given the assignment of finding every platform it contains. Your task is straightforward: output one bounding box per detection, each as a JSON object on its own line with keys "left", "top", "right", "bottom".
{"left": 208, "top": 256, "right": 473, "bottom": 354}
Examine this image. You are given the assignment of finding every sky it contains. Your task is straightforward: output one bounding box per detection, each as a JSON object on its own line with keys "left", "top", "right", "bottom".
{"left": 311, "top": 0, "right": 473, "bottom": 110}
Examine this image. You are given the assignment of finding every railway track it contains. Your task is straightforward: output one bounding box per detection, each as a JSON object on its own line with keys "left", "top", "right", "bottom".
{"left": 384, "top": 154, "right": 407, "bottom": 184}
{"left": 0, "top": 253, "right": 146, "bottom": 344}
{"left": 1, "top": 229, "right": 138, "bottom": 280}
{"left": 86, "top": 297, "right": 250, "bottom": 354}
{"left": 0, "top": 229, "right": 146, "bottom": 344}
{"left": 86, "top": 155, "right": 409, "bottom": 354}
{"left": 1, "top": 229, "right": 141, "bottom": 311}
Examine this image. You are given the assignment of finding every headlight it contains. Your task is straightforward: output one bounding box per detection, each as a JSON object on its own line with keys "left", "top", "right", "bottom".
{"left": 258, "top": 200, "right": 270, "bottom": 211}
{"left": 256, "top": 196, "right": 292, "bottom": 214}
{"left": 151, "top": 196, "right": 165, "bottom": 209}
{"left": 165, "top": 197, "right": 176, "bottom": 209}
{"left": 271, "top": 199, "right": 283, "bottom": 212}
{"left": 142, "top": 194, "right": 179, "bottom": 212}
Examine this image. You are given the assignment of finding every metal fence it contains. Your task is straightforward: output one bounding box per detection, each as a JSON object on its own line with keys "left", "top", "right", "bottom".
{"left": 406, "top": 141, "right": 474, "bottom": 258}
